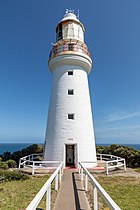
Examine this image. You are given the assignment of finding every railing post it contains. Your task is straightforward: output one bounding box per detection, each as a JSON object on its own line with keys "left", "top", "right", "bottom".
{"left": 93, "top": 186, "right": 98, "bottom": 210}
{"left": 61, "top": 167, "right": 63, "bottom": 175}
{"left": 85, "top": 173, "right": 88, "bottom": 191}
{"left": 81, "top": 167, "right": 83, "bottom": 181}
{"left": 59, "top": 168, "right": 62, "bottom": 182}
{"left": 124, "top": 159, "right": 126, "bottom": 171}
{"left": 46, "top": 185, "right": 51, "bottom": 210}
{"left": 55, "top": 174, "right": 58, "bottom": 191}
{"left": 106, "top": 162, "right": 109, "bottom": 175}
{"left": 23, "top": 159, "right": 25, "bottom": 168}
{"left": 100, "top": 154, "right": 102, "bottom": 161}
{"left": 32, "top": 162, "right": 35, "bottom": 175}
{"left": 61, "top": 163, "right": 63, "bottom": 175}
{"left": 79, "top": 164, "right": 81, "bottom": 174}
{"left": 19, "top": 159, "right": 21, "bottom": 169}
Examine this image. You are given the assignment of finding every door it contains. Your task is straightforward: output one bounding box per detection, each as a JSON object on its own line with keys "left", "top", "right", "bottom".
{"left": 66, "top": 145, "right": 75, "bottom": 166}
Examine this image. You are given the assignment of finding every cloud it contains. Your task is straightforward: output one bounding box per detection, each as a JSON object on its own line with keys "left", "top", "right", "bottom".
{"left": 95, "top": 124, "right": 140, "bottom": 133}
{"left": 103, "top": 111, "right": 140, "bottom": 122}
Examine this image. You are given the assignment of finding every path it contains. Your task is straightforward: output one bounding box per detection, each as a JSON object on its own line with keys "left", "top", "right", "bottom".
{"left": 53, "top": 169, "right": 91, "bottom": 210}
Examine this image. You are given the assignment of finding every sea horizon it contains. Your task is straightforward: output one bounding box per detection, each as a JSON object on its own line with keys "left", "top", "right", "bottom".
{"left": 0, "top": 142, "right": 140, "bottom": 155}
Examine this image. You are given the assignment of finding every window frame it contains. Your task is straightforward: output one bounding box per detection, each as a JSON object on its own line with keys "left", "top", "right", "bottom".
{"left": 68, "top": 71, "right": 73, "bottom": 75}
{"left": 68, "top": 113, "right": 75, "bottom": 120}
{"left": 68, "top": 89, "right": 74, "bottom": 95}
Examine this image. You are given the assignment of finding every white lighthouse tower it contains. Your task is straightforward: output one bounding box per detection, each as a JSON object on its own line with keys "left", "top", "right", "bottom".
{"left": 44, "top": 10, "right": 97, "bottom": 168}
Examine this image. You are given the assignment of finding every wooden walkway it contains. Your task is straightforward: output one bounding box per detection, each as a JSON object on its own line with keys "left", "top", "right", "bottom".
{"left": 53, "top": 169, "right": 91, "bottom": 210}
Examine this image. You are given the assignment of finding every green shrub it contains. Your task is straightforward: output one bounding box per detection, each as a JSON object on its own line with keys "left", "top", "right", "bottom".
{"left": 2, "top": 151, "right": 11, "bottom": 161}
{"left": 96, "top": 144, "right": 140, "bottom": 168}
{"left": 10, "top": 144, "right": 44, "bottom": 164}
{"left": 0, "top": 162, "right": 9, "bottom": 170}
{"left": 0, "top": 170, "right": 29, "bottom": 182}
{"left": 6, "top": 159, "right": 17, "bottom": 168}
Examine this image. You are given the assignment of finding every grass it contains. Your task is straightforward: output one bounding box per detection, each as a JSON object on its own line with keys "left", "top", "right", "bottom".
{"left": 0, "top": 175, "right": 51, "bottom": 210}
{"left": 95, "top": 176, "right": 140, "bottom": 210}
{"left": 135, "top": 168, "right": 140, "bottom": 172}
{"left": 1, "top": 172, "right": 140, "bottom": 210}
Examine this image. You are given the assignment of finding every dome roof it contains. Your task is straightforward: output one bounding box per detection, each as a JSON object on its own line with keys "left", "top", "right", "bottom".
{"left": 61, "top": 12, "right": 79, "bottom": 23}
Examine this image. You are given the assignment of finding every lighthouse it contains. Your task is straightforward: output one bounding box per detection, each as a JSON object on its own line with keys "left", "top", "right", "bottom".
{"left": 44, "top": 10, "right": 97, "bottom": 168}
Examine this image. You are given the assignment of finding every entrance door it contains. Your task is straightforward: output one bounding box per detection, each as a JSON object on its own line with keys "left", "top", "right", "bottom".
{"left": 66, "top": 145, "right": 75, "bottom": 166}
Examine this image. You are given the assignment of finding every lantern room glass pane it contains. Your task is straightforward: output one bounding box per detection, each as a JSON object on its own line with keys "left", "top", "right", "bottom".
{"left": 56, "top": 23, "right": 63, "bottom": 41}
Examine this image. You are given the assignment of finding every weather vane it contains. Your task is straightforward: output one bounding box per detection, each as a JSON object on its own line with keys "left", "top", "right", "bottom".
{"left": 66, "top": 9, "right": 74, "bottom": 14}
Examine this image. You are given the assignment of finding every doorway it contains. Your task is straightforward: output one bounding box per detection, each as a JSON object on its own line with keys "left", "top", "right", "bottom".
{"left": 66, "top": 145, "right": 75, "bottom": 167}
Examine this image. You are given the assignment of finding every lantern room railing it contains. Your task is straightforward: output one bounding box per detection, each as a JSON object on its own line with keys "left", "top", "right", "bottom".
{"left": 49, "top": 41, "right": 91, "bottom": 61}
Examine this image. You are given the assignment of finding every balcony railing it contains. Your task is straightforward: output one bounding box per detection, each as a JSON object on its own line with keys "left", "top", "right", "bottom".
{"left": 49, "top": 41, "right": 91, "bottom": 61}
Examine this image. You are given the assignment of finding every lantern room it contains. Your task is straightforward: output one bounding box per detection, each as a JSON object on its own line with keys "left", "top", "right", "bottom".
{"left": 56, "top": 10, "right": 84, "bottom": 42}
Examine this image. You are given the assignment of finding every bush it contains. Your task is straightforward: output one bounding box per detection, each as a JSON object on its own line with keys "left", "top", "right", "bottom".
{"left": 6, "top": 159, "right": 17, "bottom": 168}
{"left": 0, "top": 162, "right": 9, "bottom": 170}
{"left": 1, "top": 144, "right": 44, "bottom": 164}
{"left": 11, "top": 144, "right": 44, "bottom": 164}
{"left": 0, "top": 170, "right": 29, "bottom": 182}
{"left": 2, "top": 151, "right": 11, "bottom": 161}
{"left": 96, "top": 144, "right": 140, "bottom": 168}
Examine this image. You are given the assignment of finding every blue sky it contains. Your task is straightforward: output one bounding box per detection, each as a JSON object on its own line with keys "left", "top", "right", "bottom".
{"left": 0, "top": 0, "right": 140, "bottom": 144}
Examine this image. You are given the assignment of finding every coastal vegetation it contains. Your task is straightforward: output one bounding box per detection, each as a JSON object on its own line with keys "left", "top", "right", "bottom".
{"left": 0, "top": 159, "right": 17, "bottom": 170}
{"left": 0, "top": 144, "right": 140, "bottom": 168}
{"left": 0, "top": 170, "right": 29, "bottom": 182}
{"left": 96, "top": 144, "right": 140, "bottom": 168}
{"left": 0, "top": 144, "right": 44, "bottom": 164}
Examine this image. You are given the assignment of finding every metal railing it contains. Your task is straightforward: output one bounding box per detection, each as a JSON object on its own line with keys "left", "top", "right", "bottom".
{"left": 26, "top": 161, "right": 63, "bottom": 210}
{"left": 79, "top": 162, "right": 121, "bottom": 210}
{"left": 49, "top": 41, "right": 90, "bottom": 60}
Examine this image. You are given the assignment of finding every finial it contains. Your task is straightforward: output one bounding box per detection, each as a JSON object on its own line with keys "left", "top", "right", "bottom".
{"left": 65, "top": 8, "right": 75, "bottom": 14}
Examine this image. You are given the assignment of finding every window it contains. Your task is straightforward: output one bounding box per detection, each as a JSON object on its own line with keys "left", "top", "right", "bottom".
{"left": 68, "top": 43, "right": 75, "bottom": 51}
{"left": 68, "top": 114, "right": 74, "bottom": 120}
{"left": 68, "top": 71, "right": 73, "bottom": 75}
{"left": 56, "top": 23, "right": 63, "bottom": 41}
{"left": 68, "top": 89, "right": 74, "bottom": 95}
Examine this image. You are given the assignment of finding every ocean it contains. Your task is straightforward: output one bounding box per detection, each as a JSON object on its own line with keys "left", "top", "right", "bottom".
{"left": 0, "top": 143, "right": 34, "bottom": 155}
{"left": 0, "top": 143, "right": 140, "bottom": 155}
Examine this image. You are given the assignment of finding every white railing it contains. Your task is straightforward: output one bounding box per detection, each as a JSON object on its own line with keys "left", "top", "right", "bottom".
{"left": 19, "top": 153, "right": 126, "bottom": 175}
{"left": 19, "top": 153, "right": 43, "bottom": 167}
{"left": 26, "top": 161, "right": 63, "bottom": 210}
{"left": 79, "top": 162, "right": 121, "bottom": 210}
{"left": 97, "top": 154, "right": 126, "bottom": 175}
{"left": 19, "top": 154, "right": 62, "bottom": 175}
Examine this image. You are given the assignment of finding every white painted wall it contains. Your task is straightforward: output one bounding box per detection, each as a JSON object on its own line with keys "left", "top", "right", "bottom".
{"left": 44, "top": 12, "right": 97, "bottom": 168}
{"left": 44, "top": 64, "right": 97, "bottom": 167}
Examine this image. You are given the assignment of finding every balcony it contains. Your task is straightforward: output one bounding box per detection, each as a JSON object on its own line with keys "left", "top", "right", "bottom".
{"left": 49, "top": 40, "right": 91, "bottom": 61}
